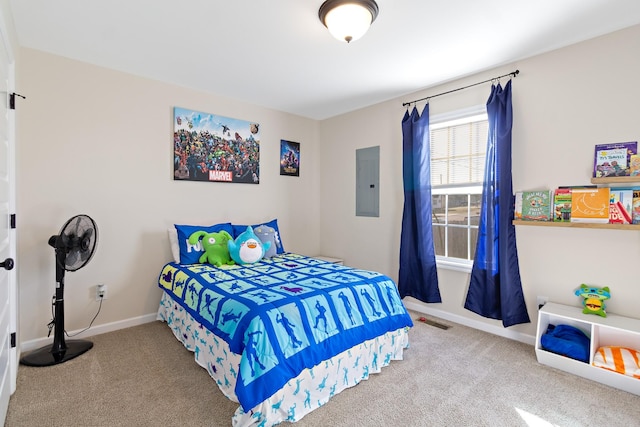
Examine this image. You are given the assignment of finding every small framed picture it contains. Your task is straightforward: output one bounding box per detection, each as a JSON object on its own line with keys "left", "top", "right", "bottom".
{"left": 280, "top": 140, "right": 300, "bottom": 177}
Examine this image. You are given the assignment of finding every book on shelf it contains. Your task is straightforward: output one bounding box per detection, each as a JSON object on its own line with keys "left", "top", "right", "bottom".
{"left": 630, "top": 154, "right": 640, "bottom": 177}
{"left": 633, "top": 189, "right": 640, "bottom": 224}
{"left": 514, "top": 192, "right": 523, "bottom": 220}
{"left": 570, "top": 187, "right": 610, "bottom": 223}
{"left": 553, "top": 188, "right": 572, "bottom": 222}
{"left": 593, "top": 141, "right": 637, "bottom": 178}
{"left": 609, "top": 188, "right": 634, "bottom": 224}
{"left": 521, "top": 190, "right": 553, "bottom": 221}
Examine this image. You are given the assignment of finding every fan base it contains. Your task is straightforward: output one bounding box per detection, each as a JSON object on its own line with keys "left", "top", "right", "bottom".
{"left": 20, "top": 339, "right": 93, "bottom": 367}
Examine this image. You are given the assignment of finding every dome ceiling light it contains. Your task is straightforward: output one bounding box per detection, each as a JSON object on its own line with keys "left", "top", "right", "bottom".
{"left": 318, "top": 0, "right": 379, "bottom": 43}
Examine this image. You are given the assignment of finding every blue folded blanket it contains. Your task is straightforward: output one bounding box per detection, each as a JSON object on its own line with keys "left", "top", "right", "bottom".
{"left": 540, "top": 324, "right": 590, "bottom": 363}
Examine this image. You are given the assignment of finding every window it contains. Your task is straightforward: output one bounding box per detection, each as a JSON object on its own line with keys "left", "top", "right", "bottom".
{"left": 430, "top": 106, "right": 488, "bottom": 271}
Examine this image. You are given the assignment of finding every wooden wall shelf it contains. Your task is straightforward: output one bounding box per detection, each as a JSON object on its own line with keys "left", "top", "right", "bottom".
{"left": 513, "top": 220, "right": 640, "bottom": 230}
{"left": 591, "top": 176, "right": 640, "bottom": 184}
{"left": 515, "top": 176, "right": 640, "bottom": 228}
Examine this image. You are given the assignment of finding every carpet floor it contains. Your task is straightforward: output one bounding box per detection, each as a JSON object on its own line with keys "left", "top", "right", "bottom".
{"left": 6, "top": 312, "right": 640, "bottom": 426}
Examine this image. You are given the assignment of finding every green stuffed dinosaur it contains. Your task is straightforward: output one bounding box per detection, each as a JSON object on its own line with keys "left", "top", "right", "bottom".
{"left": 188, "top": 230, "right": 235, "bottom": 267}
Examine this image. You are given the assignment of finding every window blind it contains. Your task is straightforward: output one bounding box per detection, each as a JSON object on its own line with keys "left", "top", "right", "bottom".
{"left": 430, "top": 119, "right": 488, "bottom": 186}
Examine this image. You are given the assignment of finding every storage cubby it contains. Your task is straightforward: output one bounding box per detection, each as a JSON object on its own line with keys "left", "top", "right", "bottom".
{"left": 535, "top": 302, "right": 640, "bottom": 395}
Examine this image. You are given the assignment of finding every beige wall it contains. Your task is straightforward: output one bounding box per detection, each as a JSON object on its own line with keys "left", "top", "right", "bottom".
{"left": 319, "top": 24, "right": 640, "bottom": 340}
{"left": 13, "top": 16, "right": 640, "bottom": 346}
{"left": 16, "top": 49, "right": 321, "bottom": 344}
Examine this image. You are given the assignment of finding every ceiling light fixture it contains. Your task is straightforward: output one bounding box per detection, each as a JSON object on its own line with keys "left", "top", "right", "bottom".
{"left": 318, "top": 0, "right": 379, "bottom": 43}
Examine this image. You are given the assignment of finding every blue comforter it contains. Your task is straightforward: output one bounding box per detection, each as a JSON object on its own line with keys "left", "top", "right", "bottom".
{"left": 158, "top": 253, "right": 413, "bottom": 411}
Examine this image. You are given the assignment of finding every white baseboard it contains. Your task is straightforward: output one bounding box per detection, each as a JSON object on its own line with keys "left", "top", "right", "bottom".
{"left": 20, "top": 312, "right": 159, "bottom": 353}
{"left": 20, "top": 305, "right": 536, "bottom": 352}
{"left": 403, "top": 301, "right": 536, "bottom": 346}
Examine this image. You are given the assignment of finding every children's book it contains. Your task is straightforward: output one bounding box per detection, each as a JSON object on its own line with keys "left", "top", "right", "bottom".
{"left": 630, "top": 155, "right": 640, "bottom": 177}
{"left": 593, "top": 141, "right": 637, "bottom": 178}
{"left": 514, "top": 192, "right": 523, "bottom": 220}
{"left": 633, "top": 189, "right": 640, "bottom": 224}
{"left": 521, "top": 190, "right": 553, "bottom": 221}
{"left": 553, "top": 188, "right": 572, "bottom": 222}
{"left": 609, "top": 188, "right": 634, "bottom": 224}
{"left": 570, "top": 187, "right": 610, "bottom": 223}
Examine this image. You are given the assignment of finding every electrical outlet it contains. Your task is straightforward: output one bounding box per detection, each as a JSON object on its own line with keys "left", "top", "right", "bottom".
{"left": 96, "top": 284, "right": 107, "bottom": 301}
{"left": 537, "top": 296, "right": 548, "bottom": 309}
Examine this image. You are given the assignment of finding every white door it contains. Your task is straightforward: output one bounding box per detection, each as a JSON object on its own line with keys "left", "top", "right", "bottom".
{"left": 0, "top": 9, "right": 16, "bottom": 425}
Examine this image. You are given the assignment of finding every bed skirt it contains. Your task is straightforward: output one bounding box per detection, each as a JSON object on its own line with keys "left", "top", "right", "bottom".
{"left": 157, "top": 292, "right": 410, "bottom": 426}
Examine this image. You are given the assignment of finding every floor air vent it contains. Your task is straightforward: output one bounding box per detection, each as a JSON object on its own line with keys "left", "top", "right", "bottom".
{"left": 417, "top": 316, "right": 450, "bottom": 330}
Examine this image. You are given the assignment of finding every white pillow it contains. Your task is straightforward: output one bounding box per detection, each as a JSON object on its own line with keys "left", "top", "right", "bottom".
{"left": 168, "top": 227, "right": 180, "bottom": 263}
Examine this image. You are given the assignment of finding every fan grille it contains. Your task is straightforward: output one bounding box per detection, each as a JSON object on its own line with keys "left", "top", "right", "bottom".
{"left": 55, "top": 214, "right": 98, "bottom": 271}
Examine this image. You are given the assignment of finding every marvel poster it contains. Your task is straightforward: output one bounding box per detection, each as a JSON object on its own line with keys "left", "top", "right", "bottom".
{"left": 280, "top": 140, "right": 300, "bottom": 177}
{"left": 173, "top": 107, "right": 260, "bottom": 183}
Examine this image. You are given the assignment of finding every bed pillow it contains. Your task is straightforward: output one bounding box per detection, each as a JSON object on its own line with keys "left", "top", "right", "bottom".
{"left": 168, "top": 227, "right": 180, "bottom": 263}
{"left": 232, "top": 219, "right": 284, "bottom": 254}
{"left": 174, "top": 222, "right": 234, "bottom": 264}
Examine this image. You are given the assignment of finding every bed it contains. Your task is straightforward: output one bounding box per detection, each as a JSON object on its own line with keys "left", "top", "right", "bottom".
{"left": 157, "top": 225, "right": 413, "bottom": 426}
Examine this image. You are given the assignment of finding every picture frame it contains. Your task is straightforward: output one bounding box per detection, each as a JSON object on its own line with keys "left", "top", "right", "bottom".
{"left": 280, "top": 140, "right": 300, "bottom": 177}
{"left": 173, "top": 107, "right": 260, "bottom": 184}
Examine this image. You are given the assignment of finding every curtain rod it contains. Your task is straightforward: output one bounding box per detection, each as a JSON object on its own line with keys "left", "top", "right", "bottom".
{"left": 402, "top": 69, "right": 519, "bottom": 107}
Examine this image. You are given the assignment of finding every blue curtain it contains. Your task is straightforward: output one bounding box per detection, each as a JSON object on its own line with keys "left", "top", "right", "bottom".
{"left": 398, "top": 105, "right": 441, "bottom": 303}
{"left": 464, "top": 80, "right": 530, "bottom": 327}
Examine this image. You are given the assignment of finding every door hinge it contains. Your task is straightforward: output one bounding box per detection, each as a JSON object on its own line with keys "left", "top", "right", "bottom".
{"left": 10, "top": 213, "right": 15, "bottom": 229}
{"left": 10, "top": 332, "right": 15, "bottom": 348}
{"left": 9, "top": 93, "right": 25, "bottom": 110}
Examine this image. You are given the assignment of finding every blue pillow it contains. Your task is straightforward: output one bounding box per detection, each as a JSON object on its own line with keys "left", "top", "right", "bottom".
{"left": 175, "top": 223, "right": 234, "bottom": 264}
{"left": 232, "top": 219, "right": 285, "bottom": 254}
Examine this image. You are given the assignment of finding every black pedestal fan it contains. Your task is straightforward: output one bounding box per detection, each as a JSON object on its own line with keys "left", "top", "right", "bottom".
{"left": 20, "top": 214, "right": 98, "bottom": 367}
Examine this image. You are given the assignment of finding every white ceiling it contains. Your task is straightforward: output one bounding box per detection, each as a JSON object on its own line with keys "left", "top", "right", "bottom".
{"left": 9, "top": 0, "right": 640, "bottom": 120}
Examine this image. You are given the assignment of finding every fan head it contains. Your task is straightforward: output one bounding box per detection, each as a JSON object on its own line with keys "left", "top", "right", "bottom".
{"left": 50, "top": 214, "right": 98, "bottom": 271}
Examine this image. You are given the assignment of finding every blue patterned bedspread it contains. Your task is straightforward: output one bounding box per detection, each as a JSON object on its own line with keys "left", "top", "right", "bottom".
{"left": 157, "top": 253, "right": 413, "bottom": 411}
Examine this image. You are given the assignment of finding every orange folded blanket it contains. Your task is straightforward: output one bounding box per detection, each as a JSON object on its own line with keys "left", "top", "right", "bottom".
{"left": 593, "top": 346, "right": 640, "bottom": 379}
